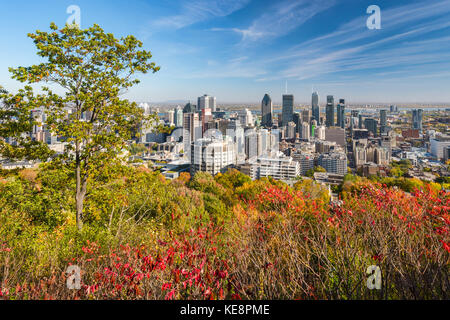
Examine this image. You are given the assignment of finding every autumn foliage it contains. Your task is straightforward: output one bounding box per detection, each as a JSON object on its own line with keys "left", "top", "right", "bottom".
{"left": 0, "top": 168, "right": 449, "bottom": 300}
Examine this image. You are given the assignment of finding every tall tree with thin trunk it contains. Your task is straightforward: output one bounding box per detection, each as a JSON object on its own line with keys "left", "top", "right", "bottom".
{"left": 9, "top": 23, "right": 159, "bottom": 230}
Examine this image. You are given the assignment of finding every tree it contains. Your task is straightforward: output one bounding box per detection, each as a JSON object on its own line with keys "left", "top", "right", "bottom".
{"left": 9, "top": 23, "right": 159, "bottom": 230}
{"left": 0, "top": 86, "right": 53, "bottom": 161}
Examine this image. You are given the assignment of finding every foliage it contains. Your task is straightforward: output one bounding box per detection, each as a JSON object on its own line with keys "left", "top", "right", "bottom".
{"left": 7, "top": 23, "right": 159, "bottom": 230}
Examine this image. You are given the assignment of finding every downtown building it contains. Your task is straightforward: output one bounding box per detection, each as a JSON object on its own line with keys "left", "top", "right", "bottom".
{"left": 325, "top": 95, "right": 335, "bottom": 127}
{"left": 198, "top": 94, "right": 217, "bottom": 112}
{"left": 292, "top": 152, "right": 315, "bottom": 175}
{"left": 261, "top": 94, "right": 273, "bottom": 127}
{"left": 318, "top": 152, "right": 348, "bottom": 175}
{"left": 312, "top": 92, "right": 320, "bottom": 124}
{"left": 183, "top": 112, "right": 202, "bottom": 159}
{"left": 240, "top": 153, "right": 300, "bottom": 181}
{"left": 190, "top": 137, "right": 236, "bottom": 176}
{"left": 282, "top": 94, "right": 294, "bottom": 127}
{"left": 336, "top": 99, "right": 346, "bottom": 129}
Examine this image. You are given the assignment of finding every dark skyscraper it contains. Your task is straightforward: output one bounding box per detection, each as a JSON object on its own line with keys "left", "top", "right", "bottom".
{"left": 325, "top": 95, "right": 335, "bottom": 127}
{"left": 282, "top": 94, "right": 294, "bottom": 127}
{"left": 261, "top": 94, "right": 273, "bottom": 127}
{"left": 364, "top": 118, "right": 378, "bottom": 137}
{"left": 337, "top": 99, "right": 346, "bottom": 128}
{"left": 412, "top": 109, "right": 423, "bottom": 131}
{"left": 380, "top": 109, "right": 387, "bottom": 134}
{"left": 312, "top": 92, "right": 320, "bottom": 123}
{"left": 293, "top": 112, "right": 301, "bottom": 134}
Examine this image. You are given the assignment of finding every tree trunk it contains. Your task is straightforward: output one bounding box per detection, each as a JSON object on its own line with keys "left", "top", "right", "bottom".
{"left": 76, "top": 163, "right": 84, "bottom": 231}
{"left": 75, "top": 143, "right": 86, "bottom": 231}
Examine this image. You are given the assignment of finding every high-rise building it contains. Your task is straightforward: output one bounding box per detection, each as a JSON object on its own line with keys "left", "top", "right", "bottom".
{"left": 293, "top": 112, "right": 301, "bottom": 134}
{"left": 325, "top": 95, "right": 335, "bottom": 127}
{"left": 282, "top": 94, "right": 294, "bottom": 127}
{"left": 174, "top": 107, "right": 183, "bottom": 127}
{"left": 301, "top": 122, "right": 310, "bottom": 141}
{"left": 183, "top": 112, "right": 201, "bottom": 158}
{"left": 430, "top": 136, "right": 450, "bottom": 160}
{"left": 380, "top": 109, "right": 388, "bottom": 134}
{"left": 316, "top": 125, "right": 326, "bottom": 140}
{"left": 358, "top": 114, "right": 363, "bottom": 129}
{"left": 318, "top": 153, "right": 347, "bottom": 175}
{"left": 245, "top": 129, "right": 258, "bottom": 160}
{"left": 364, "top": 118, "right": 378, "bottom": 137}
{"left": 292, "top": 152, "right": 315, "bottom": 175}
{"left": 412, "top": 109, "right": 423, "bottom": 131}
{"left": 312, "top": 92, "right": 320, "bottom": 123}
{"left": 243, "top": 154, "right": 300, "bottom": 180}
{"left": 337, "top": 99, "right": 346, "bottom": 128}
{"left": 261, "top": 94, "right": 273, "bottom": 127}
{"left": 167, "top": 110, "right": 175, "bottom": 126}
{"left": 227, "top": 120, "right": 245, "bottom": 162}
{"left": 198, "top": 94, "right": 217, "bottom": 112}
{"left": 183, "top": 102, "right": 196, "bottom": 113}
{"left": 287, "top": 121, "right": 296, "bottom": 140}
{"left": 311, "top": 119, "right": 317, "bottom": 138}
{"left": 238, "top": 109, "right": 254, "bottom": 127}
{"left": 302, "top": 110, "right": 312, "bottom": 124}
{"left": 325, "top": 127, "right": 346, "bottom": 147}
{"left": 201, "top": 108, "right": 213, "bottom": 135}
{"left": 190, "top": 137, "right": 235, "bottom": 176}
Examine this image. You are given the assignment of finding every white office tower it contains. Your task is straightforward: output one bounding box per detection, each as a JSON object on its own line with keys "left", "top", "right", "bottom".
{"left": 198, "top": 94, "right": 217, "bottom": 112}
{"left": 245, "top": 152, "right": 300, "bottom": 180}
{"left": 287, "top": 122, "right": 296, "bottom": 140}
{"left": 430, "top": 136, "right": 450, "bottom": 160}
{"left": 167, "top": 109, "right": 175, "bottom": 126}
{"left": 316, "top": 125, "right": 326, "bottom": 140}
{"left": 301, "top": 122, "right": 310, "bottom": 141}
{"left": 227, "top": 120, "right": 245, "bottom": 164}
{"left": 238, "top": 109, "right": 254, "bottom": 127}
{"left": 183, "top": 113, "right": 202, "bottom": 160}
{"left": 174, "top": 106, "right": 183, "bottom": 127}
{"left": 258, "top": 129, "right": 272, "bottom": 156}
{"left": 190, "top": 137, "right": 236, "bottom": 176}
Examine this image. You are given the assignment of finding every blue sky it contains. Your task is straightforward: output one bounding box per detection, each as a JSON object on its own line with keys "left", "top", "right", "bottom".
{"left": 1, "top": 0, "right": 450, "bottom": 103}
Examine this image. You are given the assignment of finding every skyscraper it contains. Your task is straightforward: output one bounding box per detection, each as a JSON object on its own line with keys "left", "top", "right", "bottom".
{"left": 174, "top": 106, "right": 184, "bottom": 127}
{"left": 380, "top": 109, "right": 387, "bottom": 134}
{"left": 412, "top": 109, "right": 423, "bottom": 131}
{"left": 364, "top": 118, "right": 378, "bottom": 137}
{"left": 325, "top": 95, "right": 335, "bottom": 128}
{"left": 183, "top": 112, "right": 201, "bottom": 159}
{"left": 302, "top": 109, "right": 312, "bottom": 124}
{"left": 337, "top": 99, "right": 346, "bottom": 129}
{"left": 301, "top": 122, "right": 310, "bottom": 141}
{"left": 293, "top": 112, "right": 301, "bottom": 134}
{"left": 312, "top": 92, "right": 320, "bottom": 123}
{"left": 261, "top": 94, "right": 273, "bottom": 128}
{"left": 198, "top": 94, "right": 217, "bottom": 112}
{"left": 282, "top": 94, "right": 294, "bottom": 127}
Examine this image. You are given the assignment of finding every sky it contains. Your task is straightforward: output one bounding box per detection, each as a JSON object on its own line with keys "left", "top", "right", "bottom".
{"left": 1, "top": 0, "right": 450, "bottom": 104}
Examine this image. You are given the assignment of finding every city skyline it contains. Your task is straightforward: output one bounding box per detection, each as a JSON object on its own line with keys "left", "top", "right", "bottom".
{"left": 1, "top": 0, "right": 450, "bottom": 103}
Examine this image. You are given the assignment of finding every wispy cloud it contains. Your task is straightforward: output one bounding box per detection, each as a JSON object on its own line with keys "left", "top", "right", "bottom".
{"left": 212, "top": 0, "right": 336, "bottom": 43}
{"left": 152, "top": 0, "right": 250, "bottom": 30}
{"left": 257, "top": 0, "right": 450, "bottom": 82}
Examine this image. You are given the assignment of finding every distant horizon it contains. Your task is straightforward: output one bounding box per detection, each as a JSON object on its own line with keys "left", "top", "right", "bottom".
{"left": 2, "top": 0, "right": 450, "bottom": 102}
